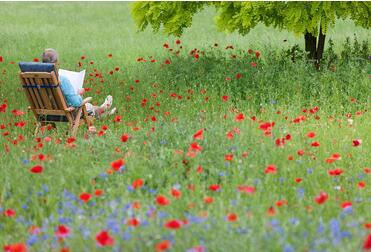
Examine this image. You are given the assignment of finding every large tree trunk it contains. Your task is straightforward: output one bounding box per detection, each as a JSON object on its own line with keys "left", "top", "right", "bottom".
{"left": 304, "top": 32, "right": 317, "bottom": 60}
{"left": 304, "top": 28, "right": 326, "bottom": 70}
{"left": 315, "top": 27, "right": 326, "bottom": 69}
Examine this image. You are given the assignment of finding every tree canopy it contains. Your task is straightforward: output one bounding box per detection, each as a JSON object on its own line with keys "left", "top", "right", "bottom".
{"left": 131, "top": 2, "right": 370, "bottom": 65}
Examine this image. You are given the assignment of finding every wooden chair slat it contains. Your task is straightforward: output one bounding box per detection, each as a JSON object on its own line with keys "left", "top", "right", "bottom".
{"left": 20, "top": 72, "right": 53, "bottom": 79}
{"left": 42, "top": 78, "right": 58, "bottom": 109}
{"left": 33, "top": 109, "right": 66, "bottom": 115}
{"left": 35, "top": 78, "right": 53, "bottom": 109}
{"left": 29, "top": 77, "right": 45, "bottom": 109}
{"left": 23, "top": 77, "right": 41, "bottom": 109}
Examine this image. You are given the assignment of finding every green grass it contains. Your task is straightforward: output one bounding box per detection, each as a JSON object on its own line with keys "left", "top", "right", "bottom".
{"left": 0, "top": 2, "right": 370, "bottom": 252}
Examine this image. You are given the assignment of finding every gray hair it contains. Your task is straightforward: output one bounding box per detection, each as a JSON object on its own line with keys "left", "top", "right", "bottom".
{"left": 42, "top": 48, "right": 59, "bottom": 63}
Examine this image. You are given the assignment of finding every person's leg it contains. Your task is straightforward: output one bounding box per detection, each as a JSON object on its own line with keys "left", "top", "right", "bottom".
{"left": 87, "top": 95, "right": 115, "bottom": 119}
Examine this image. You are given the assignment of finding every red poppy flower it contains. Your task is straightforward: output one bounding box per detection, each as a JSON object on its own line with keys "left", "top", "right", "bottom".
{"left": 225, "top": 154, "right": 233, "bottom": 161}
{"left": 363, "top": 234, "right": 371, "bottom": 250}
{"left": 340, "top": 201, "right": 352, "bottom": 209}
{"left": 226, "top": 213, "right": 238, "bottom": 222}
{"left": 314, "top": 191, "right": 328, "bottom": 205}
{"left": 235, "top": 73, "right": 242, "bottom": 79}
{"left": 30, "top": 165, "right": 43, "bottom": 173}
{"left": 120, "top": 134, "right": 130, "bottom": 142}
{"left": 3, "top": 243, "right": 27, "bottom": 252}
{"left": 96, "top": 230, "right": 114, "bottom": 247}
{"left": 155, "top": 240, "right": 171, "bottom": 252}
{"left": 311, "top": 141, "right": 320, "bottom": 147}
{"left": 107, "top": 53, "right": 112, "bottom": 58}
{"left": 79, "top": 192, "right": 92, "bottom": 203}
{"left": 328, "top": 168, "right": 343, "bottom": 176}
{"left": 4, "top": 209, "right": 16, "bottom": 217}
{"left": 110, "top": 159, "right": 125, "bottom": 171}
{"left": 264, "top": 164, "right": 277, "bottom": 174}
{"left": 95, "top": 189, "right": 104, "bottom": 196}
{"left": 171, "top": 188, "right": 181, "bottom": 198}
{"left": 189, "top": 142, "right": 202, "bottom": 152}
{"left": 209, "top": 184, "right": 220, "bottom": 191}
{"left": 237, "top": 185, "right": 255, "bottom": 194}
{"left": 156, "top": 195, "right": 170, "bottom": 206}
{"left": 352, "top": 139, "right": 362, "bottom": 146}
{"left": 127, "top": 218, "right": 140, "bottom": 227}
{"left": 66, "top": 137, "right": 75, "bottom": 144}
{"left": 176, "top": 39, "right": 181, "bottom": 44}
{"left": 194, "top": 53, "right": 199, "bottom": 59}
{"left": 132, "top": 179, "right": 144, "bottom": 189}
{"left": 113, "top": 115, "right": 122, "bottom": 122}
{"left": 0, "top": 56, "right": 3, "bottom": 62}
{"left": 204, "top": 196, "right": 214, "bottom": 204}
{"left": 358, "top": 181, "right": 365, "bottom": 188}
{"left": 164, "top": 219, "right": 182, "bottom": 229}
{"left": 297, "top": 149, "right": 305, "bottom": 156}
{"left": 163, "top": 43, "right": 169, "bottom": 49}
{"left": 255, "top": 51, "right": 261, "bottom": 58}
{"left": 33, "top": 58, "right": 39, "bottom": 62}
{"left": 251, "top": 62, "right": 257, "bottom": 68}
{"left": 306, "top": 132, "right": 316, "bottom": 138}
{"left": 55, "top": 225, "right": 70, "bottom": 238}
{"left": 193, "top": 129, "right": 204, "bottom": 140}
{"left": 234, "top": 113, "right": 244, "bottom": 122}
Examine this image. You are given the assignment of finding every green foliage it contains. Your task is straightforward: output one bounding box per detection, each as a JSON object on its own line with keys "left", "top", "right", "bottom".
{"left": 131, "top": 2, "right": 206, "bottom": 36}
{"left": 131, "top": 2, "right": 370, "bottom": 36}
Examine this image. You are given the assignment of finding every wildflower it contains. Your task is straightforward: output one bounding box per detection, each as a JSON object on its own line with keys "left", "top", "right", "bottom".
{"left": 352, "top": 139, "right": 362, "bottom": 146}
{"left": 156, "top": 195, "right": 170, "bottom": 206}
{"left": 226, "top": 213, "right": 238, "bottom": 222}
{"left": 306, "top": 132, "right": 316, "bottom": 138}
{"left": 55, "top": 225, "right": 70, "bottom": 238}
{"left": 132, "top": 179, "right": 144, "bottom": 189}
{"left": 79, "top": 193, "right": 91, "bottom": 203}
{"left": 225, "top": 154, "right": 233, "bottom": 161}
{"left": 314, "top": 192, "right": 328, "bottom": 205}
{"left": 3, "top": 243, "right": 27, "bottom": 252}
{"left": 234, "top": 113, "right": 244, "bottom": 122}
{"left": 193, "top": 129, "right": 204, "bottom": 140}
{"left": 96, "top": 230, "right": 114, "bottom": 247}
{"left": 155, "top": 240, "right": 171, "bottom": 252}
{"left": 164, "top": 219, "right": 182, "bottom": 229}
{"left": 264, "top": 164, "right": 277, "bottom": 174}
{"left": 4, "top": 209, "right": 16, "bottom": 217}
{"left": 110, "top": 159, "right": 125, "bottom": 171}
{"left": 328, "top": 169, "right": 343, "bottom": 176}
{"left": 209, "top": 184, "right": 220, "bottom": 191}
{"left": 30, "top": 165, "right": 43, "bottom": 174}
{"left": 120, "top": 134, "right": 130, "bottom": 142}
{"left": 363, "top": 234, "right": 371, "bottom": 250}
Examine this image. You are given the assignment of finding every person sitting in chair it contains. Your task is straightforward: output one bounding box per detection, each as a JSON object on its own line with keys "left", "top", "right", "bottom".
{"left": 41, "top": 48, "right": 116, "bottom": 119}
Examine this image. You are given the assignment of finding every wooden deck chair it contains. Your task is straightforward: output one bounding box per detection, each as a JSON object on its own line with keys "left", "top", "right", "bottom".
{"left": 19, "top": 62, "right": 93, "bottom": 136}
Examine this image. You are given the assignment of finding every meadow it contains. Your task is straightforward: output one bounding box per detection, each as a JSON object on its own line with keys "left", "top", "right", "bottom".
{"left": 0, "top": 2, "right": 370, "bottom": 252}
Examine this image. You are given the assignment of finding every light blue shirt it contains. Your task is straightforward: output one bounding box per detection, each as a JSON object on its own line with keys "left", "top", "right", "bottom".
{"left": 60, "top": 75, "right": 82, "bottom": 107}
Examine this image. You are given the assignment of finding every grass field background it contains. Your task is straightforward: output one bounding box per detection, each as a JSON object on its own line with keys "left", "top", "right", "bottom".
{"left": 0, "top": 2, "right": 370, "bottom": 252}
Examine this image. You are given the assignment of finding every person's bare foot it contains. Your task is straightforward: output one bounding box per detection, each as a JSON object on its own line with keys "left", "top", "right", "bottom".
{"left": 101, "top": 95, "right": 113, "bottom": 109}
{"left": 88, "top": 126, "right": 97, "bottom": 134}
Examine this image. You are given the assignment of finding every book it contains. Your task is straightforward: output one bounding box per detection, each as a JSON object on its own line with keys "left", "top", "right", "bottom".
{"left": 58, "top": 69, "right": 86, "bottom": 94}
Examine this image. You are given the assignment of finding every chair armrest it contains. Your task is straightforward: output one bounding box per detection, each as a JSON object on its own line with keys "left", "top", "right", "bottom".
{"left": 82, "top": 97, "right": 92, "bottom": 105}
{"left": 65, "top": 107, "right": 75, "bottom": 112}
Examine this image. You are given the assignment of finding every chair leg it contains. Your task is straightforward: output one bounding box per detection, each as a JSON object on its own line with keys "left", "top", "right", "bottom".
{"left": 70, "top": 108, "right": 83, "bottom": 137}
{"left": 82, "top": 106, "right": 92, "bottom": 129}
{"left": 34, "top": 122, "right": 41, "bottom": 136}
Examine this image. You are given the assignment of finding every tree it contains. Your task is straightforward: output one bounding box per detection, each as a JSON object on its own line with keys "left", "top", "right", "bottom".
{"left": 131, "top": 2, "right": 370, "bottom": 68}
